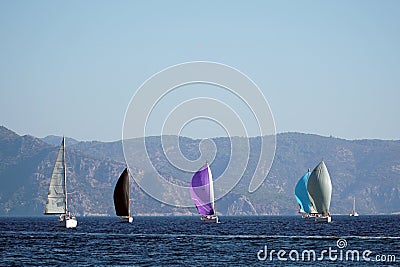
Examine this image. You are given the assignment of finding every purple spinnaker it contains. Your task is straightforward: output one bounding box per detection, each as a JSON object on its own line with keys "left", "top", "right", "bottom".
{"left": 190, "top": 164, "right": 214, "bottom": 216}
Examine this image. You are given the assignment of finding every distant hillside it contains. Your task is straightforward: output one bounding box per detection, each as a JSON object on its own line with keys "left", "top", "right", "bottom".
{"left": 0, "top": 125, "right": 399, "bottom": 216}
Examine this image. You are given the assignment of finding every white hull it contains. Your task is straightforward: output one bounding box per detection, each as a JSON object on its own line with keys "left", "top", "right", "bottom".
{"left": 120, "top": 216, "right": 133, "bottom": 223}
{"left": 201, "top": 215, "right": 219, "bottom": 223}
{"left": 59, "top": 216, "right": 77, "bottom": 228}
{"left": 315, "top": 215, "right": 332, "bottom": 223}
{"left": 349, "top": 212, "right": 359, "bottom": 217}
{"left": 65, "top": 217, "right": 77, "bottom": 228}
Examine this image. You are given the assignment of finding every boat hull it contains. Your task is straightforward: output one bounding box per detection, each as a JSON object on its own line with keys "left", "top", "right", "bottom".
{"left": 301, "top": 213, "right": 317, "bottom": 219}
{"left": 120, "top": 216, "right": 133, "bottom": 223}
{"left": 201, "top": 215, "right": 219, "bottom": 223}
{"left": 315, "top": 216, "right": 332, "bottom": 223}
{"left": 58, "top": 214, "right": 77, "bottom": 228}
{"left": 62, "top": 217, "right": 77, "bottom": 228}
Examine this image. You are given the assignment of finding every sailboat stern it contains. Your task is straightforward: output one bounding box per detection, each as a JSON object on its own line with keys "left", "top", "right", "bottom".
{"left": 201, "top": 214, "right": 219, "bottom": 223}
{"left": 315, "top": 215, "right": 332, "bottom": 223}
{"left": 65, "top": 217, "right": 78, "bottom": 228}
{"left": 119, "top": 216, "right": 134, "bottom": 223}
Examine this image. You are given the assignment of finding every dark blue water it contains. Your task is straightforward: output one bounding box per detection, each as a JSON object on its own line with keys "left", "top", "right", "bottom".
{"left": 0, "top": 216, "right": 399, "bottom": 266}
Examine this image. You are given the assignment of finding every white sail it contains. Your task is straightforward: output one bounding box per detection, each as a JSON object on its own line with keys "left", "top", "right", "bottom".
{"left": 45, "top": 138, "right": 66, "bottom": 214}
{"left": 207, "top": 165, "right": 215, "bottom": 213}
{"left": 350, "top": 196, "right": 359, "bottom": 216}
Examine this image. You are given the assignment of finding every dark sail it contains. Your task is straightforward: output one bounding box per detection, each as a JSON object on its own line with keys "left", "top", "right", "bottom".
{"left": 113, "top": 168, "right": 130, "bottom": 216}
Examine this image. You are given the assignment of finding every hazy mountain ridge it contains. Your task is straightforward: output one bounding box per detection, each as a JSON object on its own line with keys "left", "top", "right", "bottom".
{"left": 0, "top": 125, "right": 399, "bottom": 216}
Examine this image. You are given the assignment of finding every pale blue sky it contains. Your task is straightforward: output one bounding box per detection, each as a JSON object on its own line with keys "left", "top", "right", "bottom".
{"left": 1, "top": 1, "right": 399, "bottom": 141}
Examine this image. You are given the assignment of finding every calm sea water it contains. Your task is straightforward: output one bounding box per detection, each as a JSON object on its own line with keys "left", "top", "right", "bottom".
{"left": 0, "top": 216, "right": 399, "bottom": 266}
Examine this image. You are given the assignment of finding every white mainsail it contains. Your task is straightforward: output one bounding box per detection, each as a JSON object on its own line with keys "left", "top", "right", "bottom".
{"left": 207, "top": 165, "right": 216, "bottom": 213}
{"left": 45, "top": 138, "right": 67, "bottom": 214}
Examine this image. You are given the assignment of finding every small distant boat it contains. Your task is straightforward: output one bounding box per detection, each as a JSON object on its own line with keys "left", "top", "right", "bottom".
{"left": 190, "top": 162, "right": 219, "bottom": 223}
{"left": 307, "top": 161, "right": 332, "bottom": 223}
{"left": 349, "top": 196, "right": 359, "bottom": 217}
{"left": 44, "top": 137, "right": 77, "bottom": 228}
{"left": 295, "top": 169, "right": 318, "bottom": 219}
{"left": 113, "top": 168, "right": 133, "bottom": 223}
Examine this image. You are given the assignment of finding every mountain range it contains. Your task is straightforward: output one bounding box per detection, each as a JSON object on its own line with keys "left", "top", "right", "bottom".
{"left": 0, "top": 125, "right": 399, "bottom": 216}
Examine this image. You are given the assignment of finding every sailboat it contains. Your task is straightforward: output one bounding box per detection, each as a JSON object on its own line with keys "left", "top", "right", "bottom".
{"left": 307, "top": 161, "right": 332, "bottom": 223}
{"left": 349, "top": 196, "right": 359, "bottom": 217}
{"left": 44, "top": 137, "right": 77, "bottom": 228}
{"left": 113, "top": 168, "right": 133, "bottom": 223}
{"left": 190, "top": 162, "right": 219, "bottom": 223}
{"left": 295, "top": 170, "right": 317, "bottom": 218}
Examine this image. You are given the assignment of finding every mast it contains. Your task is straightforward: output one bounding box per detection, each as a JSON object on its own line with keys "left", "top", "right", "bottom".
{"left": 63, "top": 137, "right": 67, "bottom": 215}
{"left": 128, "top": 166, "right": 131, "bottom": 217}
{"left": 353, "top": 197, "right": 355, "bottom": 212}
